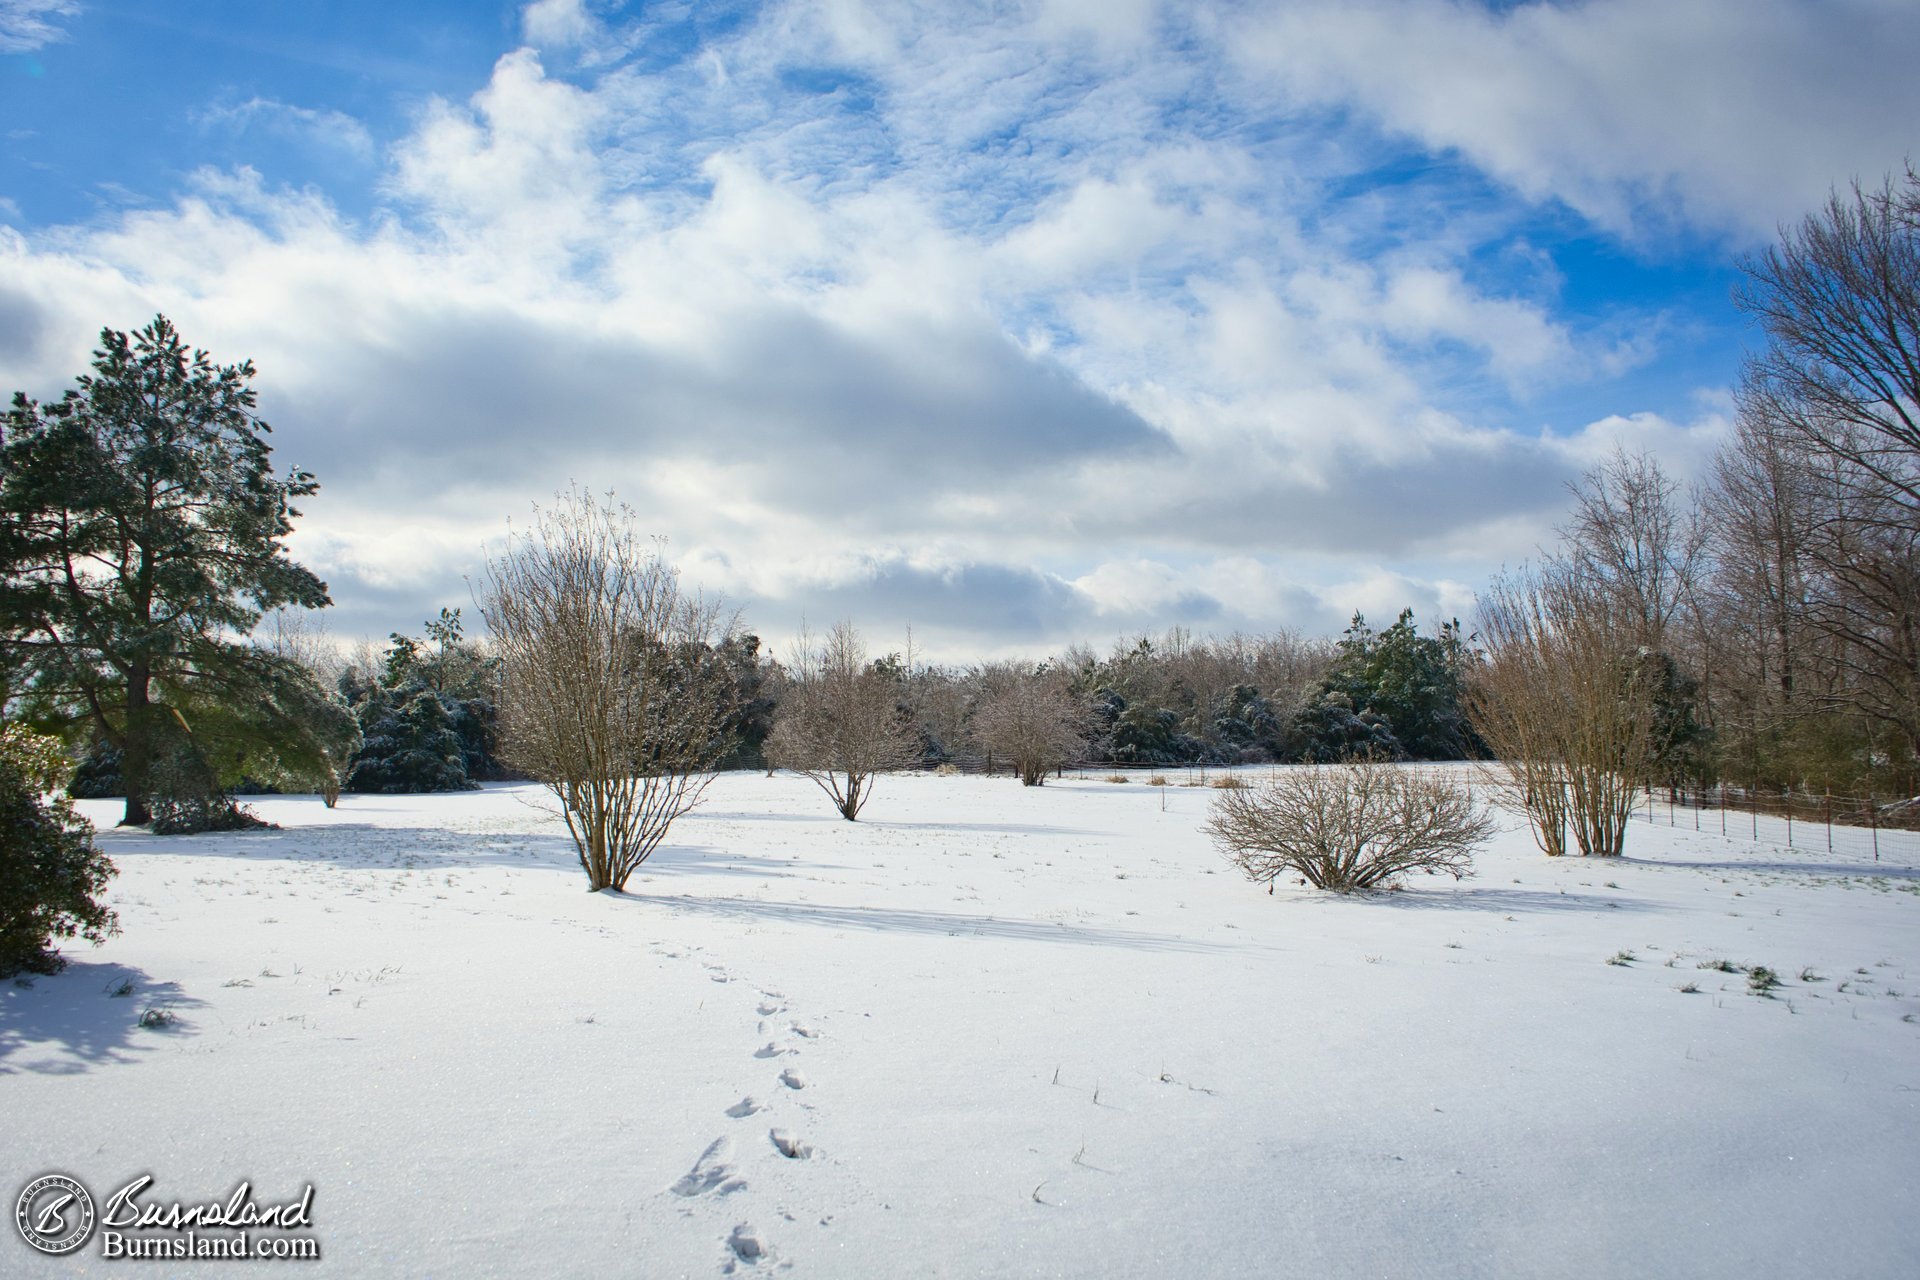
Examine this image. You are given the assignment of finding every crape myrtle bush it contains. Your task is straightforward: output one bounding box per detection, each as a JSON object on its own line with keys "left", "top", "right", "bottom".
{"left": 1206, "top": 756, "right": 1496, "bottom": 893}
{"left": 765, "top": 622, "right": 920, "bottom": 819}
{"left": 0, "top": 724, "right": 118, "bottom": 976}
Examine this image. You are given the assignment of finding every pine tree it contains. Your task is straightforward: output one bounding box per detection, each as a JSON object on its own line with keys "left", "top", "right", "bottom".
{"left": 1, "top": 317, "right": 329, "bottom": 825}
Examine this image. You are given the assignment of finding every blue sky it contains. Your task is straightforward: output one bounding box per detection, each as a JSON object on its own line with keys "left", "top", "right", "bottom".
{"left": 3, "top": 0, "right": 1915, "bottom": 659}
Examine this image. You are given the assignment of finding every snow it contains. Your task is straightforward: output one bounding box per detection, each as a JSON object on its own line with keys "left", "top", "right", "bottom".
{"left": 5, "top": 770, "right": 1918, "bottom": 1277}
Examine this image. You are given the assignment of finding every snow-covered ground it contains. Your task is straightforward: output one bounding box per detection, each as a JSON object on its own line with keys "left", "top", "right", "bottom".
{"left": 5, "top": 770, "right": 1918, "bottom": 1277}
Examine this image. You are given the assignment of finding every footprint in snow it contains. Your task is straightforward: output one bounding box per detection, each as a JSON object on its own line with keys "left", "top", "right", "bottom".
{"left": 725, "top": 1096, "right": 765, "bottom": 1118}
{"left": 756, "top": 1001, "right": 781, "bottom": 1016}
{"left": 726, "top": 1223, "right": 768, "bottom": 1268}
{"left": 670, "top": 1137, "right": 746, "bottom": 1197}
{"left": 769, "top": 1129, "right": 814, "bottom": 1160}
{"left": 790, "top": 1023, "right": 821, "bottom": 1039}
{"left": 753, "top": 1043, "right": 787, "bottom": 1059}
{"left": 778, "top": 1067, "right": 808, "bottom": 1090}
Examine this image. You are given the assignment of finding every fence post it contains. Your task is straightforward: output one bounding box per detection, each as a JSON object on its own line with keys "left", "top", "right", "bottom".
{"left": 1824, "top": 788, "right": 1832, "bottom": 854}
{"left": 1870, "top": 792, "right": 1880, "bottom": 863}
{"left": 1785, "top": 790, "right": 1793, "bottom": 849}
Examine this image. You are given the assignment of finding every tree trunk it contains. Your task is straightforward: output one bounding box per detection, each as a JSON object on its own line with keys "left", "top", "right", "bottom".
{"left": 837, "top": 772, "right": 863, "bottom": 821}
{"left": 120, "top": 666, "right": 153, "bottom": 827}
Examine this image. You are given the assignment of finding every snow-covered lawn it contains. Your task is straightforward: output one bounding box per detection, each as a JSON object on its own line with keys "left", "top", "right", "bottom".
{"left": 5, "top": 771, "right": 1918, "bottom": 1277}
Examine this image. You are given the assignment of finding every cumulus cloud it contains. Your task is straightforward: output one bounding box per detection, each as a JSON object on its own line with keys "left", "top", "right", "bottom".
{"left": 0, "top": 2, "right": 1859, "bottom": 658}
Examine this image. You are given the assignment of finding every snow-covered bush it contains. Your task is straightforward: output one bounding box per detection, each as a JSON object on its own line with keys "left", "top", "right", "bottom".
{"left": 1205, "top": 758, "right": 1494, "bottom": 893}
{"left": 0, "top": 724, "right": 119, "bottom": 976}
{"left": 346, "top": 686, "right": 475, "bottom": 794}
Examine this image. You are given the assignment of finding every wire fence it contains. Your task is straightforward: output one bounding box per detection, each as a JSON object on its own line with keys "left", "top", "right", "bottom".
{"left": 947, "top": 759, "right": 1920, "bottom": 866}
{"left": 1635, "top": 784, "right": 1920, "bottom": 864}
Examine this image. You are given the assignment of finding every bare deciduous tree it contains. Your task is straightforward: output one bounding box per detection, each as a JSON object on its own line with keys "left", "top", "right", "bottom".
{"left": 1564, "top": 446, "right": 1706, "bottom": 649}
{"left": 1205, "top": 758, "right": 1493, "bottom": 893}
{"left": 766, "top": 621, "right": 918, "bottom": 820}
{"left": 970, "top": 662, "right": 1086, "bottom": 785}
{"left": 1733, "top": 171, "right": 1920, "bottom": 762}
{"left": 1702, "top": 410, "right": 1819, "bottom": 778}
{"left": 480, "top": 489, "right": 737, "bottom": 892}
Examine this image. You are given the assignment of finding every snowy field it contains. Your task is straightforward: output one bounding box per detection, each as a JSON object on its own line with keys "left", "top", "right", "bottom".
{"left": 5, "top": 770, "right": 1918, "bottom": 1278}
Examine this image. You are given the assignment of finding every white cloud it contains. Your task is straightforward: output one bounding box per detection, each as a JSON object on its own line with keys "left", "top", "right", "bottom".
{"left": 0, "top": 0, "right": 76, "bottom": 53}
{"left": 1377, "top": 266, "right": 1574, "bottom": 387}
{"left": 200, "top": 98, "right": 376, "bottom": 162}
{"left": 522, "top": 0, "right": 596, "bottom": 51}
{"left": 388, "top": 50, "right": 606, "bottom": 260}
{"left": 0, "top": 3, "right": 1846, "bottom": 658}
{"left": 1232, "top": 0, "right": 1920, "bottom": 242}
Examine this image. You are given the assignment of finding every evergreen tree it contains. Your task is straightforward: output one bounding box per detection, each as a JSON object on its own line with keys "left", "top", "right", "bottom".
{"left": 345, "top": 610, "right": 502, "bottom": 787}
{"left": 1635, "top": 648, "right": 1708, "bottom": 786}
{"left": 716, "top": 633, "right": 779, "bottom": 769}
{"left": 1289, "top": 688, "right": 1402, "bottom": 762}
{"left": 1212, "top": 684, "right": 1284, "bottom": 760}
{"left": 346, "top": 686, "right": 473, "bottom": 794}
{"left": 0, "top": 724, "right": 118, "bottom": 976}
{"left": 0, "top": 317, "right": 329, "bottom": 825}
{"left": 1312, "top": 610, "right": 1478, "bottom": 760}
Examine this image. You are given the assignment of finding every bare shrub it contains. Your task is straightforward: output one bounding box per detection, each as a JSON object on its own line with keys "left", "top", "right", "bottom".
{"left": 480, "top": 489, "right": 737, "bottom": 892}
{"left": 765, "top": 621, "right": 918, "bottom": 820}
{"left": 970, "top": 663, "right": 1086, "bottom": 785}
{"left": 1471, "top": 560, "right": 1660, "bottom": 858}
{"left": 1205, "top": 759, "right": 1494, "bottom": 893}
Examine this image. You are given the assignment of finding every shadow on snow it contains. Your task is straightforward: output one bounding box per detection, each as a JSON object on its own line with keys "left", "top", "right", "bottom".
{"left": 91, "top": 824, "right": 857, "bottom": 882}
{"left": 0, "top": 961, "right": 205, "bottom": 1075}
{"left": 1620, "top": 855, "right": 1920, "bottom": 879}
{"left": 617, "top": 893, "right": 1242, "bottom": 954}
{"left": 1347, "top": 886, "right": 1665, "bottom": 914}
